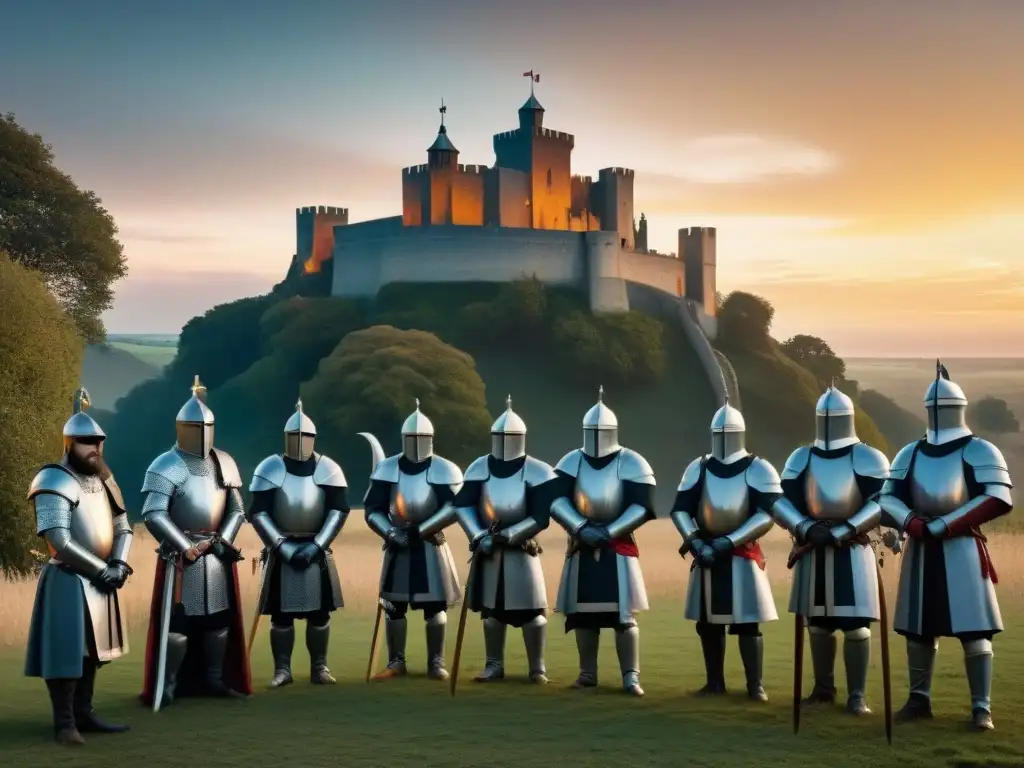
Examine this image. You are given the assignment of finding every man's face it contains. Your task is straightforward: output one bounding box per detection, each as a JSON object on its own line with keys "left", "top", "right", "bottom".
{"left": 70, "top": 437, "right": 104, "bottom": 472}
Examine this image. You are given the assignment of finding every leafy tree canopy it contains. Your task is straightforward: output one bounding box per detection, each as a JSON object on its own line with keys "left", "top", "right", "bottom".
{"left": 718, "top": 291, "right": 775, "bottom": 350}
{"left": 0, "top": 253, "right": 83, "bottom": 577}
{"left": 780, "top": 334, "right": 848, "bottom": 386}
{"left": 0, "top": 113, "right": 127, "bottom": 342}
{"left": 302, "top": 325, "right": 491, "bottom": 467}
{"left": 968, "top": 396, "right": 1020, "bottom": 435}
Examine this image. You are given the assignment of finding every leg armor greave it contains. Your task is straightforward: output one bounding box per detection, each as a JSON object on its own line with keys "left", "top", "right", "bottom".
{"left": 615, "top": 622, "right": 643, "bottom": 697}
{"left": 738, "top": 632, "right": 767, "bottom": 702}
{"left": 962, "top": 638, "right": 994, "bottom": 730}
{"left": 203, "top": 628, "right": 245, "bottom": 698}
{"left": 695, "top": 623, "right": 727, "bottom": 695}
{"left": 373, "top": 616, "right": 408, "bottom": 680}
{"left": 572, "top": 628, "right": 600, "bottom": 688}
{"left": 474, "top": 617, "right": 506, "bottom": 682}
{"left": 843, "top": 627, "right": 871, "bottom": 715}
{"left": 306, "top": 622, "right": 336, "bottom": 684}
{"left": 425, "top": 611, "right": 449, "bottom": 680}
{"left": 896, "top": 637, "right": 938, "bottom": 722}
{"left": 269, "top": 624, "right": 295, "bottom": 688}
{"left": 805, "top": 626, "right": 837, "bottom": 704}
{"left": 522, "top": 615, "right": 548, "bottom": 683}
{"left": 163, "top": 632, "right": 189, "bottom": 705}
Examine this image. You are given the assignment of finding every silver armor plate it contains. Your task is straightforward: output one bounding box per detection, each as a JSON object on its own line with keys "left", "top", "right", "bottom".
{"left": 697, "top": 470, "right": 751, "bottom": 537}
{"left": 272, "top": 472, "right": 327, "bottom": 535}
{"left": 908, "top": 447, "right": 970, "bottom": 516}
{"left": 389, "top": 470, "right": 439, "bottom": 527}
{"left": 805, "top": 452, "right": 863, "bottom": 521}
{"left": 573, "top": 457, "right": 624, "bottom": 524}
{"left": 479, "top": 470, "right": 529, "bottom": 527}
{"left": 170, "top": 461, "right": 228, "bottom": 533}
{"left": 72, "top": 478, "right": 116, "bottom": 560}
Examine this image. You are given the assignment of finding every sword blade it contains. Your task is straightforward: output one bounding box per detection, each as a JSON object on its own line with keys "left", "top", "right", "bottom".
{"left": 793, "top": 612, "right": 805, "bottom": 734}
{"left": 876, "top": 563, "right": 893, "bottom": 745}
{"left": 152, "top": 558, "right": 176, "bottom": 713}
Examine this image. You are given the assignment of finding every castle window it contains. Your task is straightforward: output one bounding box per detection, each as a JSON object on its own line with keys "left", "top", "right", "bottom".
{"left": 546, "top": 168, "right": 552, "bottom": 189}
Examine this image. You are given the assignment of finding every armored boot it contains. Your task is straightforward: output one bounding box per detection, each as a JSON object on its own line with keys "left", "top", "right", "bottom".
{"left": 522, "top": 615, "right": 548, "bottom": 684}
{"left": 425, "top": 612, "right": 449, "bottom": 680}
{"left": 306, "top": 622, "right": 336, "bottom": 684}
{"left": 372, "top": 616, "right": 407, "bottom": 680}
{"left": 963, "top": 638, "right": 994, "bottom": 730}
{"left": 803, "top": 627, "right": 837, "bottom": 704}
{"left": 738, "top": 633, "right": 768, "bottom": 702}
{"left": 203, "top": 628, "right": 246, "bottom": 698}
{"left": 473, "top": 617, "right": 506, "bottom": 682}
{"left": 160, "top": 632, "right": 189, "bottom": 708}
{"left": 843, "top": 628, "right": 872, "bottom": 715}
{"left": 571, "top": 628, "right": 600, "bottom": 688}
{"left": 895, "top": 637, "right": 937, "bottom": 722}
{"left": 46, "top": 679, "right": 84, "bottom": 746}
{"left": 268, "top": 624, "right": 295, "bottom": 688}
{"left": 74, "top": 659, "right": 129, "bottom": 734}
{"left": 615, "top": 623, "right": 643, "bottom": 697}
{"left": 695, "top": 626, "right": 727, "bottom": 695}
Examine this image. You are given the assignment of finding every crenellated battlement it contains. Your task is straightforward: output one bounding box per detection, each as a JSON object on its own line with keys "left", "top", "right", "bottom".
{"left": 494, "top": 127, "right": 575, "bottom": 145}
{"left": 403, "top": 164, "right": 429, "bottom": 176}
{"left": 682, "top": 226, "right": 716, "bottom": 238}
{"left": 598, "top": 167, "right": 635, "bottom": 179}
{"left": 571, "top": 174, "right": 593, "bottom": 184}
{"left": 297, "top": 205, "right": 349, "bottom": 216}
{"left": 457, "top": 163, "right": 488, "bottom": 176}
{"left": 404, "top": 163, "right": 489, "bottom": 177}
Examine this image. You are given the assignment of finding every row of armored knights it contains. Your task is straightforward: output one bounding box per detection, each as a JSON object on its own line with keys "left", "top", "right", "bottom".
{"left": 23, "top": 364, "right": 1013, "bottom": 746}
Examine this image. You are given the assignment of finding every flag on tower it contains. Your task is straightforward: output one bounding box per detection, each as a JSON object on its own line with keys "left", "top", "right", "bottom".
{"left": 523, "top": 70, "right": 540, "bottom": 83}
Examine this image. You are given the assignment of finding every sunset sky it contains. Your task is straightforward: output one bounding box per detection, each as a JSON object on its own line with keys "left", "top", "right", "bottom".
{"left": 2, "top": 0, "right": 1022, "bottom": 356}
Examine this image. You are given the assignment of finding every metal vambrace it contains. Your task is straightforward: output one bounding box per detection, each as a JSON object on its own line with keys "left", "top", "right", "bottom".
{"left": 847, "top": 500, "right": 882, "bottom": 535}
{"left": 670, "top": 509, "right": 699, "bottom": 543}
{"left": 877, "top": 493, "right": 913, "bottom": 533}
{"left": 605, "top": 504, "right": 648, "bottom": 540}
{"left": 217, "top": 488, "right": 245, "bottom": 545}
{"left": 769, "top": 496, "right": 813, "bottom": 540}
{"left": 44, "top": 528, "right": 108, "bottom": 579}
{"left": 455, "top": 506, "right": 486, "bottom": 544}
{"left": 250, "top": 510, "right": 286, "bottom": 551}
{"left": 502, "top": 516, "right": 542, "bottom": 547}
{"left": 142, "top": 496, "right": 192, "bottom": 553}
{"left": 939, "top": 488, "right": 1013, "bottom": 535}
{"left": 365, "top": 510, "right": 392, "bottom": 540}
{"left": 418, "top": 502, "right": 457, "bottom": 538}
{"left": 314, "top": 508, "right": 347, "bottom": 550}
{"left": 726, "top": 510, "right": 774, "bottom": 548}
{"left": 110, "top": 514, "right": 134, "bottom": 565}
{"left": 550, "top": 497, "right": 587, "bottom": 535}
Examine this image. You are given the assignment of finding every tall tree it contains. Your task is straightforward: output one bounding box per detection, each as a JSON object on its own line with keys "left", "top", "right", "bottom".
{"left": 0, "top": 253, "right": 84, "bottom": 577}
{"left": 968, "top": 396, "right": 1020, "bottom": 435}
{"left": 0, "top": 112, "right": 127, "bottom": 341}
{"left": 780, "top": 334, "right": 847, "bottom": 385}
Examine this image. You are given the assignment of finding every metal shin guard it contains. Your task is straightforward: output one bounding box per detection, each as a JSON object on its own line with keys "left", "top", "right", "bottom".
{"left": 696, "top": 627, "right": 727, "bottom": 694}
{"left": 896, "top": 637, "right": 938, "bottom": 721}
{"left": 843, "top": 628, "right": 872, "bottom": 714}
{"left": 572, "top": 628, "right": 600, "bottom": 687}
{"left": 474, "top": 617, "right": 506, "bottom": 681}
{"left": 384, "top": 616, "right": 408, "bottom": 671}
{"left": 203, "top": 628, "right": 244, "bottom": 697}
{"left": 425, "top": 612, "right": 449, "bottom": 680}
{"left": 738, "top": 634, "right": 768, "bottom": 702}
{"left": 306, "top": 622, "right": 336, "bottom": 684}
{"left": 615, "top": 623, "right": 643, "bottom": 696}
{"left": 164, "top": 632, "right": 189, "bottom": 702}
{"left": 806, "top": 627, "right": 837, "bottom": 703}
{"left": 269, "top": 624, "right": 295, "bottom": 687}
{"left": 963, "top": 638, "right": 994, "bottom": 728}
{"left": 522, "top": 615, "right": 548, "bottom": 683}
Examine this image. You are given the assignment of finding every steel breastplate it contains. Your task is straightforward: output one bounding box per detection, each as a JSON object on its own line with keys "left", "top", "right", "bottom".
{"left": 170, "top": 469, "right": 227, "bottom": 534}
{"left": 697, "top": 470, "right": 751, "bottom": 537}
{"left": 271, "top": 472, "right": 326, "bottom": 536}
{"left": 479, "top": 470, "right": 528, "bottom": 526}
{"left": 573, "top": 456, "right": 624, "bottom": 524}
{"left": 70, "top": 482, "right": 115, "bottom": 560}
{"left": 805, "top": 452, "right": 863, "bottom": 521}
{"left": 389, "top": 469, "right": 437, "bottom": 526}
{"left": 908, "top": 447, "right": 970, "bottom": 517}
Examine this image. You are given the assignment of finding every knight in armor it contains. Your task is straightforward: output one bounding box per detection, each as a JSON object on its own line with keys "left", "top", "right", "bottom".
{"left": 360, "top": 400, "right": 464, "bottom": 680}
{"left": 453, "top": 396, "right": 556, "bottom": 683}
{"left": 549, "top": 387, "right": 655, "bottom": 696}
{"left": 878, "top": 362, "right": 1014, "bottom": 730}
{"left": 25, "top": 388, "right": 133, "bottom": 745}
{"left": 669, "top": 400, "right": 780, "bottom": 702}
{"left": 248, "top": 400, "right": 350, "bottom": 687}
{"left": 139, "top": 376, "right": 253, "bottom": 707}
{"left": 773, "top": 385, "right": 889, "bottom": 714}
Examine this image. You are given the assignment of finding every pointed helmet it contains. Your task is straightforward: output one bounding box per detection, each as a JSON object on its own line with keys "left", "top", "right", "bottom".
{"left": 284, "top": 398, "right": 317, "bottom": 461}
{"left": 709, "top": 397, "right": 747, "bottom": 463}
{"left": 62, "top": 387, "right": 105, "bottom": 452}
{"left": 491, "top": 395, "right": 527, "bottom": 461}
{"left": 401, "top": 398, "right": 434, "bottom": 462}
{"left": 814, "top": 381, "right": 859, "bottom": 451}
{"left": 582, "top": 386, "right": 620, "bottom": 458}
{"left": 175, "top": 375, "right": 215, "bottom": 458}
{"left": 924, "top": 360, "right": 970, "bottom": 445}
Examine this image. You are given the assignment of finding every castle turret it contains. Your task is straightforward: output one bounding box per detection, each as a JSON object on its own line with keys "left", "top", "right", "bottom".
{"left": 427, "top": 101, "right": 458, "bottom": 169}
{"left": 518, "top": 93, "right": 544, "bottom": 131}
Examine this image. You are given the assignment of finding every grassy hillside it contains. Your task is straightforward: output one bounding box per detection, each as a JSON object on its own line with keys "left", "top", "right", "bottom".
{"left": 82, "top": 344, "right": 162, "bottom": 410}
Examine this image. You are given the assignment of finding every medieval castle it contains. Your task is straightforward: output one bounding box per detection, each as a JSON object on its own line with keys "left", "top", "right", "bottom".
{"left": 292, "top": 82, "right": 719, "bottom": 338}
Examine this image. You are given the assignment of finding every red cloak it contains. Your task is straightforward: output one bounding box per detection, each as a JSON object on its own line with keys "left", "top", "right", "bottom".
{"left": 139, "top": 556, "right": 253, "bottom": 704}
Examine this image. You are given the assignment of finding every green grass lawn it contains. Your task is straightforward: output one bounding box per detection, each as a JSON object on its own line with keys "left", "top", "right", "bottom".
{"left": 108, "top": 341, "right": 177, "bottom": 369}
{"left": 2, "top": 607, "right": 1022, "bottom": 767}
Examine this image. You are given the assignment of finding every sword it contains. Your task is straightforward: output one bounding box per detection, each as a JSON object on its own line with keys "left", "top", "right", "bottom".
{"left": 792, "top": 612, "right": 805, "bottom": 734}
{"left": 450, "top": 522, "right": 501, "bottom": 697}
{"left": 152, "top": 549, "right": 177, "bottom": 713}
{"left": 876, "top": 561, "right": 893, "bottom": 745}
{"left": 365, "top": 597, "right": 394, "bottom": 682}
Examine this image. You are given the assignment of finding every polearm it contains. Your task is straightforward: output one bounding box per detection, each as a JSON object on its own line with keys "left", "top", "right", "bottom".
{"left": 787, "top": 541, "right": 812, "bottom": 735}
{"left": 875, "top": 554, "right": 893, "bottom": 745}
{"left": 358, "top": 431, "right": 389, "bottom": 682}
{"left": 450, "top": 520, "right": 501, "bottom": 697}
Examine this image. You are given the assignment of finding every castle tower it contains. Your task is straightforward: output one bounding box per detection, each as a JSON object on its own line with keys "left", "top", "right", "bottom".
{"left": 635, "top": 212, "right": 648, "bottom": 253}
{"left": 591, "top": 168, "right": 635, "bottom": 250}
{"left": 679, "top": 226, "right": 718, "bottom": 314}
{"left": 296, "top": 205, "right": 349, "bottom": 274}
{"left": 491, "top": 73, "right": 574, "bottom": 230}
{"left": 403, "top": 101, "right": 467, "bottom": 226}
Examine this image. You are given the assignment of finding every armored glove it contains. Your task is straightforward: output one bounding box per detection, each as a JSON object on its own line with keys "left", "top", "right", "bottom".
{"left": 578, "top": 523, "right": 610, "bottom": 549}
{"left": 689, "top": 537, "right": 717, "bottom": 567}
{"left": 95, "top": 565, "right": 122, "bottom": 592}
{"left": 710, "top": 537, "right": 733, "bottom": 554}
{"left": 108, "top": 560, "right": 132, "bottom": 588}
{"left": 904, "top": 517, "right": 929, "bottom": 540}
{"left": 805, "top": 522, "right": 834, "bottom": 548}
{"left": 471, "top": 534, "right": 496, "bottom": 556}
{"left": 830, "top": 522, "right": 855, "bottom": 544}
{"left": 925, "top": 518, "right": 949, "bottom": 539}
{"left": 386, "top": 527, "right": 410, "bottom": 549}
{"left": 290, "top": 542, "right": 322, "bottom": 569}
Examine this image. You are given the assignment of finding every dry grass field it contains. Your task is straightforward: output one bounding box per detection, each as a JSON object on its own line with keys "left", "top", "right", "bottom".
{"left": 1, "top": 520, "right": 1023, "bottom": 767}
